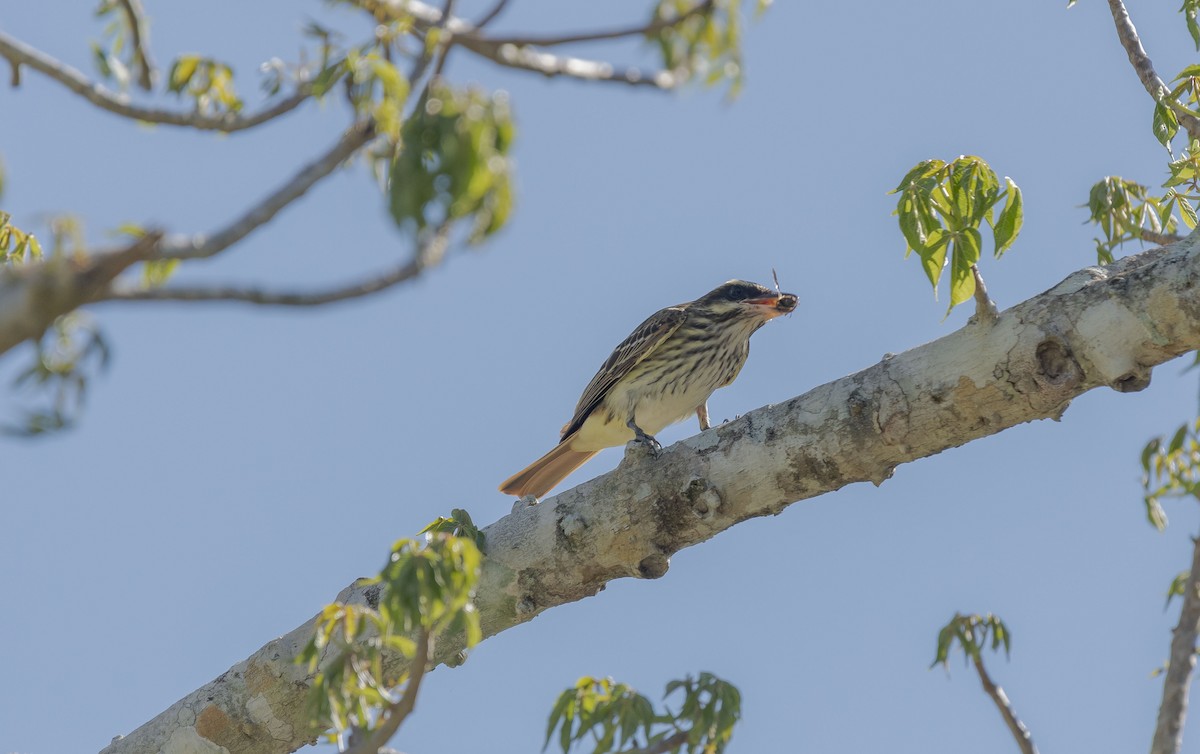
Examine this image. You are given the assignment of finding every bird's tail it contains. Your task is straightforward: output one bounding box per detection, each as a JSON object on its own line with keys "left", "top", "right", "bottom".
{"left": 499, "top": 437, "right": 598, "bottom": 498}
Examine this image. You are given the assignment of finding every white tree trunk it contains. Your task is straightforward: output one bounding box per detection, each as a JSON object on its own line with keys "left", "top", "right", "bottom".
{"left": 100, "top": 236, "right": 1200, "bottom": 754}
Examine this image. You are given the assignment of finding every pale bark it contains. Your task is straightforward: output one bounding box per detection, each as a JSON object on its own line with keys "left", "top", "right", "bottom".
{"left": 0, "top": 233, "right": 160, "bottom": 355}
{"left": 100, "top": 235, "right": 1200, "bottom": 754}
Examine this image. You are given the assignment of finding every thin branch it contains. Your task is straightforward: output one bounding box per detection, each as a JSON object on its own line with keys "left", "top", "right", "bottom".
{"left": 114, "top": 0, "right": 156, "bottom": 91}
{"left": 463, "top": 0, "right": 714, "bottom": 48}
{"left": 624, "top": 730, "right": 690, "bottom": 754}
{"left": 970, "top": 264, "right": 998, "bottom": 326}
{"left": 471, "top": 0, "right": 511, "bottom": 30}
{"left": 1151, "top": 531, "right": 1200, "bottom": 754}
{"left": 972, "top": 655, "right": 1038, "bottom": 754}
{"left": 407, "top": 0, "right": 458, "bottom": 86}
{"left": 1142, "top": 229, "right": 1184, "bottom": 247}
{"left": 157, "top": 120, "right": 376, "bottom": 261}
{"left": 102, "top": 224, "right": 451, "bottom": 306}
{"left": 0, "top": 29, "right": 311, "bottom": 132}
{"left": 1106, "top": 0, "right": 1200, "bottom": 141}
{"left": 344, "top": 630, "right": 431, "bottom": 754}
{"left": 458, "top": 38, "right": 677, "bottom": 88}
{"left": 370, "top": 0, "right": 679, "bottom": 89}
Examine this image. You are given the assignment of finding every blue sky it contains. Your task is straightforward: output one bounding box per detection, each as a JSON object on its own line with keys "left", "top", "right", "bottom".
{"left": 3, "top": 1, "right": 1200, "bottom": 753}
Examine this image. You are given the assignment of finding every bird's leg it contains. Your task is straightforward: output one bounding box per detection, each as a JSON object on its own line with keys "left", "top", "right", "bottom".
{"left": 696, "top": 403, "right": 711, "bottom": 431}
{"left": 626, "top": 417, "right": 661, "bottom": 451}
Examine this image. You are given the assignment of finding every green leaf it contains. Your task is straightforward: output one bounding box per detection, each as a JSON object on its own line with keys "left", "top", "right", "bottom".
{"left": 948, "top": 229, "right": 981, "bottom": 310}
{"left": 169, "top": 55, "right": 200, "bottom": 93}
{"left": 311, "top": 59, "right": 348, "bottom": 98}
{"left": 992, "top": 178, "right": 1023, "bottom": 257}
{"left": 1174, "top": 63, "right": 1200, "bottom": 81}
{"left": 1155, "top": 100, "right": 1180, "bottom": 148}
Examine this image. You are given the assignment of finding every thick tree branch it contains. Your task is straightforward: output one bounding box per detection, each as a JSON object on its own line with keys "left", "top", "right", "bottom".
{"left": 1106, "top": 0, "right": 1200, "bottom": 141}
{"left": 1151, "top": 530, "right": 1200, "bottom": 754}
{"left": 114, "top": 0, "right": 156, "bottom": 91}
{"left": 0, "top": 233, "right": 161, "bottom": 357}
{"left": 101, "top": 224, "right": 451, "bottom": 306}
{"left": 972, "top": 656, "right": 1038, "bottom": 754}
{"left": 156, "top": 121, "right": 376, "bottom": 261}
{"left": 0, "top": 30, "right": 310, "bottom": 132}
{"left": 98, "top": 236, "right": 1200, "bottom": 754}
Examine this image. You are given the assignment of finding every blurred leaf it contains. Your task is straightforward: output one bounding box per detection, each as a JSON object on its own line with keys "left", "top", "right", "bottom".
{"left": 142, "top": 258, "right": 180, "bottom": 288}
{"left": 1142, "top": 418, "right": 1200, "bottom": 531}
{"left": 300, "top": 531, "right": 482, "bottom": 745}
{"left": 1166, "top": 570, "right": 1191, "bottom": 609}
{"left": 649, "top": 0, "right": 757, "bottom": 97}
{"left": 167, "top": 55, "right": 242, "bottom": 115}
{"left": 389, "top": 83, "right": 516, "bottom": 243}
{"left": 1185, "top": 0, "right": 1200, "bottom": 50}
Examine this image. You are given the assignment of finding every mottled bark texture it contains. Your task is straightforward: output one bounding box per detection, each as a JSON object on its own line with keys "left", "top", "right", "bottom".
{"left": 102, "top": 235, "right": 1200, "bottom": 754}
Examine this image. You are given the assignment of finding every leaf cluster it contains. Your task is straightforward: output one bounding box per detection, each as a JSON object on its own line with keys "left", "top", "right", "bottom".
{"left": 1084, "top": 176, "right": 1187, "bottom": 264}
{"left": 5, "top": 312, "right": 110, "bottom": 437}
{"left": 1141, "top": 418, "right": 1200, "bottom": 530}
{"left": 389, "top": 83, "right": 515, "bottom": 243}
{"left": 890, "top": 156, "right": 1023, "bottom": 313}
{"left": 91, "top": 0, "right": 150, "bottom": 91}
{"left": 931, "top": 612, "right": 1012, "bottom": 670}
{"left": 167, "top": 55, "right": 243, "bottom": 116}
{"left": 297, "top": 530, "right": 482, "bottom": 743}
{"left": 0, "top": 211, "right": 43, "bottom": 266}
{"left": 420, "top": 507, "right": 486, "bottom": 553}
{"left": 545, "top": 672, "right": 741, "bottom": 754}
{"left": 650, "top": 0, "right": 761, "bottom": 97}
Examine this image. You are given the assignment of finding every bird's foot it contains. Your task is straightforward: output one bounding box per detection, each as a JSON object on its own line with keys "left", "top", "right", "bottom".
{"left": 624, "top": 420, "right": 662, "bottom": 461}
{"left": 512, "top": 494, "right": 539, "bottom": 513}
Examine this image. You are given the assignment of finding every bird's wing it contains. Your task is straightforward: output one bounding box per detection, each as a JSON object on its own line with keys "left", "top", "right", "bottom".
{"left": 561, "top": 305, "right": 689, "bottom": 440}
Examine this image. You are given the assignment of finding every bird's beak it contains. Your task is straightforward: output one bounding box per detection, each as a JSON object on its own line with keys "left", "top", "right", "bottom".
{"left": 747, "top": 293, "right": 798, "bottom": 318}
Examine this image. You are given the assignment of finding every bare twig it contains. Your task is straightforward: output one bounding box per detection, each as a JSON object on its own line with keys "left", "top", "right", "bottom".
{"left": 114, "top": 0, "right": 156, "bottom": 90}
{"left": 1142, "top": 229, "right": 1184, "bottom": 247}
{"left": 471, "top": 0, "right": 511, "bottom": 29}
{"left": 0, "top": 29, "right": 311, "bottom": 132}
{"left": 625, "top": 730, "right": 690, "bottom": 754}
{"left": 970, "top": 264, "right": 998, "bottom": 325}
{"left": 1151, "top": 531, "right": 1200, "bottom": 754}
{"left": 1106, "top": 0, "right": 1200, "bottom": 141}
{"left": 407, "top": 0, "right": 458, "bottom": 87}
{"left": 102, "top": 224, "right": 451, "bottom": 306}
{"left": 972, "top": 655, "right": 1038, "bottom": 754}
{"left": 343, "top": 630, "right": 431, "bottom": 754}
{"left": 464, "top": 0, "right": 714, "bottom": 48}
{"left": 157, "top": 121, "right": 376, "bottom": 261}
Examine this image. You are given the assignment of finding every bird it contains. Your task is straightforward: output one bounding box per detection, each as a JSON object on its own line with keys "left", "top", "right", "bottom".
{"left": 500, "top": 279, "right": 798, "bottom": 498}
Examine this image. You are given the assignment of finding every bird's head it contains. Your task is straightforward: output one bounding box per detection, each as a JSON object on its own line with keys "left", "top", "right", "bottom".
{"left": 696, "top": 279, "right": 798, "bottom": 320}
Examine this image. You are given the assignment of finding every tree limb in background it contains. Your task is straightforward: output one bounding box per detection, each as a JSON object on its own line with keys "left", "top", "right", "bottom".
{"left": 0, "top": 232, "right": 161, "bottom": 357}
{"left": 98, "top": 236, "right": 1200, "bottom": 754}
{"left": 103, "top": 223, "right": 451, "bottom": 307}
{"left": 971, "top": 655, "right": 1037, "bottom": 754}
{"left": 114, "top": 0, "right": 156, "bottom": 91}
{"left": 0, "top": 29, "right": 310, "bottom": 132}
{"left": 461, "top": 0, "right": 714, "bottom": 48}
{"left": 1105, "top": 0, "right": 1200, "bottom": 141}
{"left": 156, "top": 121, "right": 376, "bottom": 261}
{"left": 370, "top": 0, "right": 681, "bottom": 89}
{"left": 1151, "top": 530, "right": 1200, "bottom": 754}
